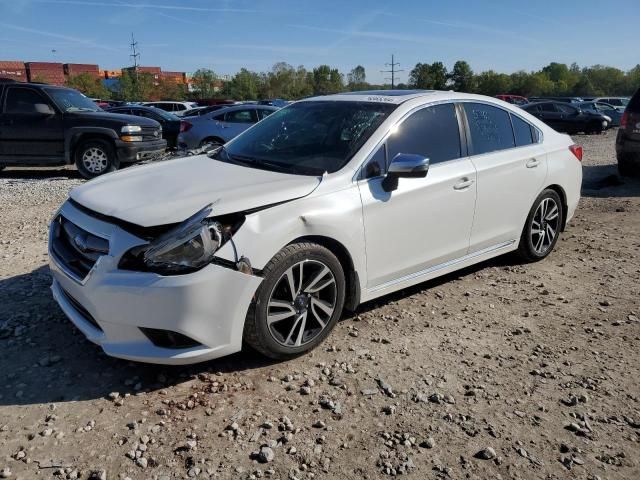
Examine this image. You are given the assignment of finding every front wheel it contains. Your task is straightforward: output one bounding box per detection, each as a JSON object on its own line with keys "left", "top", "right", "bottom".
{"left": 517, "top": 189, "right": 564, "bottom": 262}
{"left": 244, "top": 243, "right": 346, "bottom": 359}
{"left": 75, "top": 139, "right": 118, "bottom": 179}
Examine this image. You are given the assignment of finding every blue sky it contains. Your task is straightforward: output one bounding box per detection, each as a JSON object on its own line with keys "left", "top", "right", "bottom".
{"left": 0, "top": 0, "right": 637, "bottom": 84}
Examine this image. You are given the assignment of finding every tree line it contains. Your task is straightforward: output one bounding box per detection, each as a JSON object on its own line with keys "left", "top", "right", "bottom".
{"left": 65, "top": 60, "right": 640, "bottom": 102}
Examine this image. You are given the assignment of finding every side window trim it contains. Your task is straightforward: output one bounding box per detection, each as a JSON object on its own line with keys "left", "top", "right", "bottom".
{"left": 458, "top": 100, "right": 541, "bottom": 157}
{"left": 355, "top": 101, "right": 464, "bottom": 181}
{"left": 3, "top": 86, "right": 50, "bottom": 114}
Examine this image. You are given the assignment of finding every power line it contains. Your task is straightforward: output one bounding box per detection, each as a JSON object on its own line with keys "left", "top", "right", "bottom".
{"left": 380, "top": 54, "right": 404, "bottom": 89}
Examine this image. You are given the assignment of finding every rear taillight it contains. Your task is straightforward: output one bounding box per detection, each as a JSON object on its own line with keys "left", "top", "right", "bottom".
{"left": 569, "top": 144, "right": 583, "bottom": 161}
{"left": 180, "top": 121, "right": 192, "bottom": 133}
{"left": 620, "top": 111, "right": 629, "bottom": 129}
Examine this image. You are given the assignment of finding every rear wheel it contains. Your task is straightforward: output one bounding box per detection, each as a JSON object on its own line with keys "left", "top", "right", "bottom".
{"left": 75, "top": 139, "right": 118, "bottom": 179}
{"left": 517, "top": 189, "right": 564, "bottom": 262}
{"left": 199, "top": 137, "right": 223, "bottom": 151}
{"left": 244, "top": 243, "right": 346, "bottom": 359}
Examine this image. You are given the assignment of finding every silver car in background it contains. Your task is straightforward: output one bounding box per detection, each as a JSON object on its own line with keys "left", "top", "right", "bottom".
{"left": 178, "top": 105, "right": 279, "bottom": 149}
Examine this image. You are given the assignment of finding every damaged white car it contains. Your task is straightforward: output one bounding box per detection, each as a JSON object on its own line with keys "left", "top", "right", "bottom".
{"left": 48, "top": 90, "right": 582, "bottom": 364}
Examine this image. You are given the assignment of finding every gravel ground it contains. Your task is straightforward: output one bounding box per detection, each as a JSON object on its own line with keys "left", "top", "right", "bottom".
{"left": 0, "top": 130, "right": 639, "bottom": 480}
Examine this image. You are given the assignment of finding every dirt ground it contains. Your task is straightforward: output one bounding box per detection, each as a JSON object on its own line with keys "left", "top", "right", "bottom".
{"left": 0, "top": 129, "right": 638, "bottom": 480}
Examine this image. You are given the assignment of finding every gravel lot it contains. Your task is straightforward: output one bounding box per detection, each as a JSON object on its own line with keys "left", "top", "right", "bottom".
{"left": 0, "top": 130, "right": 639, "bottom": 480}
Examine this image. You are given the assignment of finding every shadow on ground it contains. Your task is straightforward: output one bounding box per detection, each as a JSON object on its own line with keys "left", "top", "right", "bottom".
{"left": 582, "top": 164, "right": 640, "bottom": 197}
{"left": 0, "top": 253, "right": 521, "bottom": 408}
{"left": 0, "top": 166, "right": 81, "bottom": 180}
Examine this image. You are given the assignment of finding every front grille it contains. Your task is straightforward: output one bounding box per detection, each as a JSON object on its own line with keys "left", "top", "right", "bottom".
{"left": 50, "top": 215, "right": 109, "bottom": 281}
{"left": 60, "top": 288, "right": 103, "bottom": 332}
{"left": 140, "top": 126, "right": 162, "bottom": 141}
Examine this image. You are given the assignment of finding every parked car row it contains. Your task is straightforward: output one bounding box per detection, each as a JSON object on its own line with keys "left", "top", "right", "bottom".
{"left": 521, "top": 101, "right": 612, "bottom": 134}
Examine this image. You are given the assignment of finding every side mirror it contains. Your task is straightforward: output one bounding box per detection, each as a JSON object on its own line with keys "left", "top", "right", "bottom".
{"left": 382, "top": 153, "right": 430, "bottom": 192}
{"left": 34, "top": 103, "right": 55, "bottom": 115}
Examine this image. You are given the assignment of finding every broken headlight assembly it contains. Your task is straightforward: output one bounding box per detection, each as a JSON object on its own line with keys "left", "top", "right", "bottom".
{"left": 118, "top": 204, "right": 245, "bottom": 275}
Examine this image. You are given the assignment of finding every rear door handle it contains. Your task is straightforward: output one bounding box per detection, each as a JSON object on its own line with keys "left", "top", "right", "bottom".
{"left": 453, "top": 178, "right": 474, "bottom": 190}
{"left": 526, "top": 158, "right": 540, "bottom": 168}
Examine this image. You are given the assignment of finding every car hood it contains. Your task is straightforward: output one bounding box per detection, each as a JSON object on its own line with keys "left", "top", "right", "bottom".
{"left": 69, "top": 111, "right": 161, "bottom": 128}
{"left": 70, "top": 155, "right": 321, "bottom": 227}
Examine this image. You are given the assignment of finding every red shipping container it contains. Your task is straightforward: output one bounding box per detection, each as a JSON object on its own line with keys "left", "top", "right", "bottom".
{"left": 64, "top": 63, "right": 100, "bottom": 77}
{"left": 0, "top": 60, "right": 27, "bottom": 82}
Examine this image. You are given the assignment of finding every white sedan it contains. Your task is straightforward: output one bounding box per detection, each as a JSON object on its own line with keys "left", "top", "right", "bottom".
{"left": 48, "top": 90, "right": 582, "bottom": 364}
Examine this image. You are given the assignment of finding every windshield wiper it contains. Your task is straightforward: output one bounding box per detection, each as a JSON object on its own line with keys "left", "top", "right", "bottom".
{"left": 227, "top": 154, "right": 293, "bottom": 173}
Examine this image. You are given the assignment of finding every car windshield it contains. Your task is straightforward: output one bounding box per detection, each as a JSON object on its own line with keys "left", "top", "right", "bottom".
{"left": 210, "top": 101, "right": 396, "bottom": 175}
{"left": 45, "top": 88, "right": 102, "bottom": 112}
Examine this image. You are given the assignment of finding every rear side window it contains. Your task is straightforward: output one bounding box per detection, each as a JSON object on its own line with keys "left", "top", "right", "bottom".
{"left": 257, "top": 109, "right": 274, "bottom": 120}
{"left": 387, "top": 103, "right": 461, "bottom": 165}
{"left": 540, "top": 103, "right": 557, "bottom": 112}
{"left": 511, "top": 114, "right": 534, "bottom": 147}
{"left": 5, "top": 87, "right": 48, "bottom": 114}
{"left": 463, "top": 103, "right": 515, "bottom": 155}
{"left": 225, "top": 109, "right": 257, "bottom": 123}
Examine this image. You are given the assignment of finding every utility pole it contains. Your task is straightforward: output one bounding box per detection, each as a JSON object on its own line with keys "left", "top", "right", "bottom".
{"left": 129, "top": 33, "right": 140, "bottom": 80}
{"left": 381, "top": 54, "right": 404, "bottom": 89}
{"left": 129, "top": 33, "right": 140, "bottom": 99}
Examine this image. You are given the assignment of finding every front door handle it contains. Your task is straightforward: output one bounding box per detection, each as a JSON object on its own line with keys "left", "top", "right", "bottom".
{"left": 526, "top": 158, "right": 540, "bottom": 168}
{"left": 453, "top": 178, "right": 474, "bottom": 190}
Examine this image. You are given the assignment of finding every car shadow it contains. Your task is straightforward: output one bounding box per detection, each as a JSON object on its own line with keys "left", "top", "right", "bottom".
{"left": 0, "top": 265, "right": 279, "bottom": 407}
{"left": 0, "top": 167, "right": 81, "bottom": 180}
{"left": 581, "top": 164, "right": 640, "bottom": 198}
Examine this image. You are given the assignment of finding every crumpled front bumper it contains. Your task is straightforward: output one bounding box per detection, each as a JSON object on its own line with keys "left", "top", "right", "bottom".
{"left": 48, "top": 201, "right": 262, "bottom": 365}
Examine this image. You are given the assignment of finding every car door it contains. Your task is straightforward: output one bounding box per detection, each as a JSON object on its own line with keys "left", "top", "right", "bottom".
{"left": 462, "top": 102, "right": 548, "bottom": 252}
{"left": 219, "top": 109, "right": 258, "bottom": 140}
{"left": 537, "top": 103, "right": 563, "bottom": 130}
{"left": 0, "top": 85, "right": 64, "bottom": 162}
{"left": 358, "top": 102, "right": 477, "bottom": 288}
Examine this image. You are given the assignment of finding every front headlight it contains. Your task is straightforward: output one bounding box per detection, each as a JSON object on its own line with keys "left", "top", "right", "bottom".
{"left": 143, "top": 221, "right": 221, "bottom": 270}
{"left": 121, "top": 125, "right": 142, "bottom": 134}
{"left": 118, "top": 204, "right": 245, "bottom": 275}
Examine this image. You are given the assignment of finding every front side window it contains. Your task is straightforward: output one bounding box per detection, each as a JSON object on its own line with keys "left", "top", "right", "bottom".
{"left": 557, "top": 104, "right": 578, "bottom": 115}
{"left": 225, "top": 109, "right": 257, "bottom": 123}
{"left": 257, "top": 109, "right": 275, "bottom": 120}
{"left": 463, "top": 103, "right": 515, "bottom": 155}
{"left": 5, "top": 88, "right": 49, "bottom": 113}
{"left": 387, "top": 103, "right": 461, "bottom": 164}
{"left": 213, "top": 101, "right": 396, "bottom": 175}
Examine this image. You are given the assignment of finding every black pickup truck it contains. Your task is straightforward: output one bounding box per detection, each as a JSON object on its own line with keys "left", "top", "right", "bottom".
{"left": 0, "top": 80, "right": 167, "bottom": 178}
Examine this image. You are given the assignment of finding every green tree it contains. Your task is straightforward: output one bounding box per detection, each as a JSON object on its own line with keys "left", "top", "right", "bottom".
{"left": 157, "top": 78, "right": 187, "bottom": 100}
{"left": 226, "top": 68, "right": 262, "bottom": 100}
{"left": 65, "top": 73, "right": 111, "bottom": 99}
{"left": 347, "top": 65, "right": 367, "bottom": 91}
{"left": 190, "top": 68, "right": 218, "bottom": 99}
{"left": 312, "top": 65, "right": 343, "bottom": 95}
{"left": 449, "top": 60, "right": 475, "bottom": 92}
{"left": 408, "top": 62, "right": 448, "bottom": 89}
{"left": 475, "top": 70, "right": 511, "bottom": 96}
{"left": 116, "top": 71, "right": 156, "bottom": 101}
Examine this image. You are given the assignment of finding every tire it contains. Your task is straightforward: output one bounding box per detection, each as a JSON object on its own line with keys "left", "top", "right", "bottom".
{"left": 244, "top": 242, "right": 346, "bottom": 360}
{"left": 74, "top": 139, "right": 118, "bottom": 179}
{"left": 517, "top": 189, "right": 564, "bottom": 262}
{"left": 199, "top": 138, "right": 223, "bottom": 149}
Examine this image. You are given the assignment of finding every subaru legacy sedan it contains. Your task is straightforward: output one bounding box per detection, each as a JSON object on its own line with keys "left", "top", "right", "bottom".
{"left": 48, "top": 90, "right": 582, "bottom": 364}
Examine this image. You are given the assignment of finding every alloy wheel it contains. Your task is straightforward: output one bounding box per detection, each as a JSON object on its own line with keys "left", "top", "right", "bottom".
{"left": 531, "top": 197, "right": 560, "bottom": 255}
{"left": 82, "top": 147, "right": 109, "bottom": 174}
{"left": 266, "top": 259, "right": 337, "bottom": 348}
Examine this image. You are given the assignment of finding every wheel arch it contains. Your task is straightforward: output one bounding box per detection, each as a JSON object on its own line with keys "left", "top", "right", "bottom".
{"left": 200, "top": 136, "right": 226, "bottom": 146}
{"left": 66, "top": 128, "right": 118, "bottom": 164}
{"left": 290, "top": 235, "right": 361, "bottom": 311}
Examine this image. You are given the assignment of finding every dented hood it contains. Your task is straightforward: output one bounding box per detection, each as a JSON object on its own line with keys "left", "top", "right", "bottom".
{"left": 70, "top": 155, "right": 321, "bottom": 227}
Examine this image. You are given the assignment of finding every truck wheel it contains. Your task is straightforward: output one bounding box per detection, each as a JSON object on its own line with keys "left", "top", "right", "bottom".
{"left": 244, "top": 242, "right": 346, "bottom": 360}
{"left": 75, "top": 139, "right": 118, "bottom": 179}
